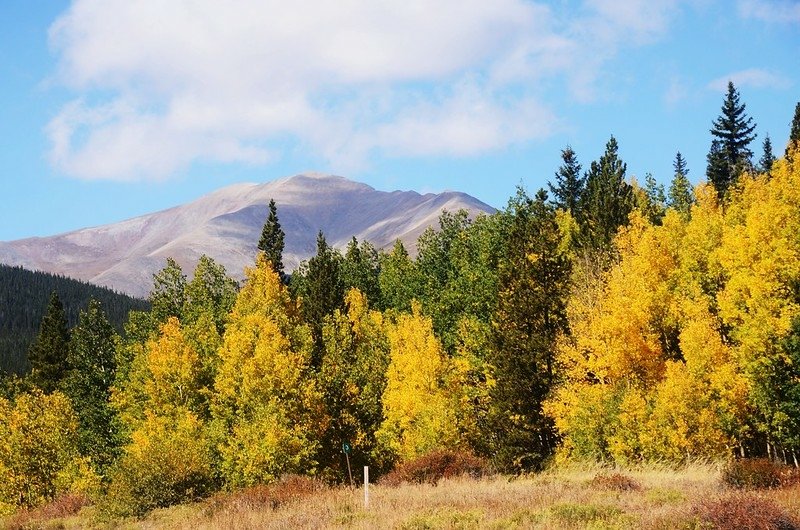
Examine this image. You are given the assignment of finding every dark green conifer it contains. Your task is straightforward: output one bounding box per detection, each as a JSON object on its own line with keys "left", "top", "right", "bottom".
{"left": 707, "top": 81, "right": 757, "bottom": 196}
{"left": 580, "top": 136, "right": 634, "bottom": 250}
{"left": 488, "top": 188, "right": 571, "bottom": 472}
{"left": 257, "top": 199, "right": 286, "bottom": 281}
{"left": 548, "top": 145, "right": 584, "bottom": 217}
{"left": 27, "top": 291, "right": 70, "bottom": 393}
{"left": 787, "top": 102, "right": 800, "bottom": 158}
{"left": 668, "top": 151, "right": 694, "bottom": 217}
{"left": 297, "top": 232, "right": 345, "bottom": 365}
{"left": 759, "top": 134, "right": 776, "bottom": 174}
{"left": 63, "top": 299, "right": 119, "bottom": 472}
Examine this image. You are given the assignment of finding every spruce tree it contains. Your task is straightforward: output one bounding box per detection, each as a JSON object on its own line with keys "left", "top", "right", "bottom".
{"left": 580, "top": 136, "right": 634, "bottom": 250}
{"left": 257, "top": 199, "right": 286, "bottom": 281}
{"left": 788, "top": 102, "right": 800, "bottom": 158}
{"left": 642, "top": 173, "right": 667, "bottom": 225}
{"left": 297, "top": 232, "right": 345, "bottom": 365}
{"left": 668, "top": 151, "right": 694, "bottom": 217}
{"left": 63, "top": 299, "right": 119, "bottom": 472}
{"left": 759, "top": 134, "right": 776, "bottom": 174}
{"left": 488, "top": 188, "right": 571, "bottom": 471}
{"left": 707, "top": 81, "right": 757, "bottom": 197}
{"left": 548, "top": 145, "right": 584, "bottom": 217}
{"left": 27, "top": 291, "right": 70, "bottom": 393}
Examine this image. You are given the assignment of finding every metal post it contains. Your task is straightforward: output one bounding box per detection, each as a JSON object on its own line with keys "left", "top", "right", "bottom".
{"left": 345, "top": 452, "right": 354, "bottom": 488}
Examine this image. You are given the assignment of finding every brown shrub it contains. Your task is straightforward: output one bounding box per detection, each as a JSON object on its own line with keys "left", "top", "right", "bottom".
{"left": 590, "top": 472, "right": 642, "bottom": 492}
{"left": 722, "top": 458, "right": 791, "bottom": 489}
{"left": 205, "top": 475, "right": 326, "bottom": 515}
{"left": 379, "top": 450, "right": 491, "bottom": 487}
{"left": 690, "top": 492, "right": 800, "bottom": 530}
{"left": 3, "top": 493, "right": 90, "bottom": 530}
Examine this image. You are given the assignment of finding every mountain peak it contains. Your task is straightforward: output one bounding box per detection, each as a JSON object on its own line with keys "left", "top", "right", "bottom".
{"left": 0, "top": 175, "right": 494, "bottom": 297}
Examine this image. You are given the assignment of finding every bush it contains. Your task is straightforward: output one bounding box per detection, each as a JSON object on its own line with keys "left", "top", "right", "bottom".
{"left": 205, "top": 475, "right": 325, "bottom": 514}
{"left": 101, "top": 411, "right": 217, "bottom": 518}
{"left": 590, "top": 472, "right": 641, "bottom": 491}
{"left": 3, "top": 493, "right": 90, "bottom": 530}
{"left": 690, "top": 493, "right": 800, "bottom": 530}
{"left": 722, "top": 458, "right": 789, "bottom": 489}
{"left": 380, "top": 450, "right": 491, "bottom": 487}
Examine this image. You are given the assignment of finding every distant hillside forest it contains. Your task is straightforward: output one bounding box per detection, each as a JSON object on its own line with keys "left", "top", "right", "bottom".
{"left": 1, "top": 84, "right": 799, "bottom": 519}
{"left": 0, "top": 265, "right": 149, "bottom": 374}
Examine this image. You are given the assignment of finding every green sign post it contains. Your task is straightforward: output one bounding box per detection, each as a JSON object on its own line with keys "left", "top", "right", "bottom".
{"left": 343, "top": 441, "right": 354, "bottom": 488}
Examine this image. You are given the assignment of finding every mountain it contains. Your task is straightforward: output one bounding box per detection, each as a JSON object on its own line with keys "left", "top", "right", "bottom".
{"left": 0, "top": 264, "right": 149, "bottom": 375}
{"left": 0, "top": 174, "right": 495, "bottom": 298}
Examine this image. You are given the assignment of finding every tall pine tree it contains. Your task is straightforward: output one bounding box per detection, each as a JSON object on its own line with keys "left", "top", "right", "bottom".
{"left": 27, "top": 292, "right": 70, "bottom": 393}
{"left": 63, "top": 299, "right": 119, "bottom": 472}
{"left": 257, "top": 199, "right": 286, "bottom": 281}
{"left": 788, "top": 102, "right": 800, "bottom": 158}
{"left": 707, "top": 81, "right": 757, "bottom": 197}
{"left": 759, "top": 134, "right": 776, "bottom": 174}
{"left": 580, "top": 136, "right": 634, "bottom": 250}
{"left": 548, "top": 145, "right": 584, "bottom": 217}
{"left": 488, "top": 188, "right": 572, "bottom": 471}
{"left": 668, "top": 151, "right": 694, "bottom": 217}
{"left": 295, "top": 232, "right": 345, "bottom": 365}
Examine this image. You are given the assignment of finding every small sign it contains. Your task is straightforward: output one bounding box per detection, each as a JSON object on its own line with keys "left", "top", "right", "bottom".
{"left": 342, "top": 441, "right": 352, "bottom": 455}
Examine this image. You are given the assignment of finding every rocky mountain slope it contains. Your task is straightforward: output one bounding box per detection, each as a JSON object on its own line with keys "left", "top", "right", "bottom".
{"left": 0, "top": 174, "right": 494, "bottom": 297}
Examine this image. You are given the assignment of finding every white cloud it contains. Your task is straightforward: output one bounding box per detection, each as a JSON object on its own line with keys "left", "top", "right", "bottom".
{"left": 738, "top": 0, "right": 800, "bottom": 24}
{"left": 707, "top": 68, "right": 792, "bottom": 92}
{"left": 46, "top": 0, "right": 687, "bottom": 181}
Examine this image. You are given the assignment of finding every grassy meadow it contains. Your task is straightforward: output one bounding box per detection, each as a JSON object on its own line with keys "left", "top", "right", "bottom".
{"left": 5, "top": 462, "right": 800, "bottom": 530}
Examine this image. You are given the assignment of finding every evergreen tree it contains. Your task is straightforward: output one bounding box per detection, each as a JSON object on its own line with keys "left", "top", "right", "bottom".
{"left": 707, "top": 81, "right": 757, "bottom": 196}
{"left": 580, "top": 136, "right": 635, "bottom": 250}
{"left": 668, "top": 151, "right": 694, "bottom": 217}
{"left": 63, "top": 299, "right": 119, "bottom": 472}
{"left": 548, "top": 145, "right": 584, "bottom": 216}
{"left": 296, "top": 232, "right": 345, "bottom": 364}
{"left": 759, "top": 134, "right": 776, "bottom": 174}
{"left": 27, "top": 292, "right": 70, "bottom": 393}
{"left": 257, "top": 199, "right": 286, "bottom": 281}
{"left": 788, "top": 102, "right": 800, "bottom": 158}
{"left": 488, "top": 188, "right": 572, "bottom": 472}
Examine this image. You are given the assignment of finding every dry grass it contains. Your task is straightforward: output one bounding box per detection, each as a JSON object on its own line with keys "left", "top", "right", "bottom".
{"left": 3, "top": 463, "right": 800, "bottom": 529}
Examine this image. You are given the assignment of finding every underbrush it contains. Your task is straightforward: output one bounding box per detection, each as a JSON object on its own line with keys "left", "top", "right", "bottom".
{"left": 379, "top": 450, "right": 491, "bottom": 486}
{"left": 2, "top": 493, "right": 89, "bottom": 530}
{"left": 689, "top": 492, "right": 800, "bottom": 530}
{"left": 203, "top": 474, "right": 326, "bottom": 515}
{"left": 722, "top": 458, "right": 799, "bottom": 489}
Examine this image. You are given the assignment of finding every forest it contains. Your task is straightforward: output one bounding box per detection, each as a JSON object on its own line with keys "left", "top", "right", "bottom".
{"left": 0, "top": 265, "right": 149, "bottom": 375}
{"left": 1, "top": 82, "right": 799, "bottom": 518}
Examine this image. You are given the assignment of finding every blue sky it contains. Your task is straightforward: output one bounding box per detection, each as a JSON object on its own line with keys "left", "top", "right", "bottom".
{"left": 1, "top": 0, "right": 798, "bottom": 241}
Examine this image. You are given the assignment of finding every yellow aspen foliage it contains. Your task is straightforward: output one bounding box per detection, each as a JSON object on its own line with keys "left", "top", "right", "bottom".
{"left": 0, "top": 391, "right": 96, "bottom": 511}
{"left": 145, "top": 317, "right": 204, "bottom": 414}
{"left": 717, "top": 159, "right": 800, "bottom": 367}
{"left": 212, "top": 255, "right": 324, "bottom": 487}
{"left": 375, "top": 302, "right": 458, "bottom": 463}
{"left": 446, "top": 316, "right": 494, "bottom": 453}
{"left": 104, "top": 408, "right": 216, "bottom": 517}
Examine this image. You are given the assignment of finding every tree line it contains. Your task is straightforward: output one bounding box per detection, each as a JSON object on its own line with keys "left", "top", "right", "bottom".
{"left": 1, "top": 83, "right": 799, "bottom": 517}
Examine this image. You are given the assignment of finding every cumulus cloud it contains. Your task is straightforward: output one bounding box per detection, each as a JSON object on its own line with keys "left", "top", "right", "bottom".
{"left": 738, "top": 0, "right": 800, "bottom": 24}
{"left": 707, "top": 68, "right": 792, "bottom": 92}
{"left": 47, "top": 0, "right": 686, "bottom": 181}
